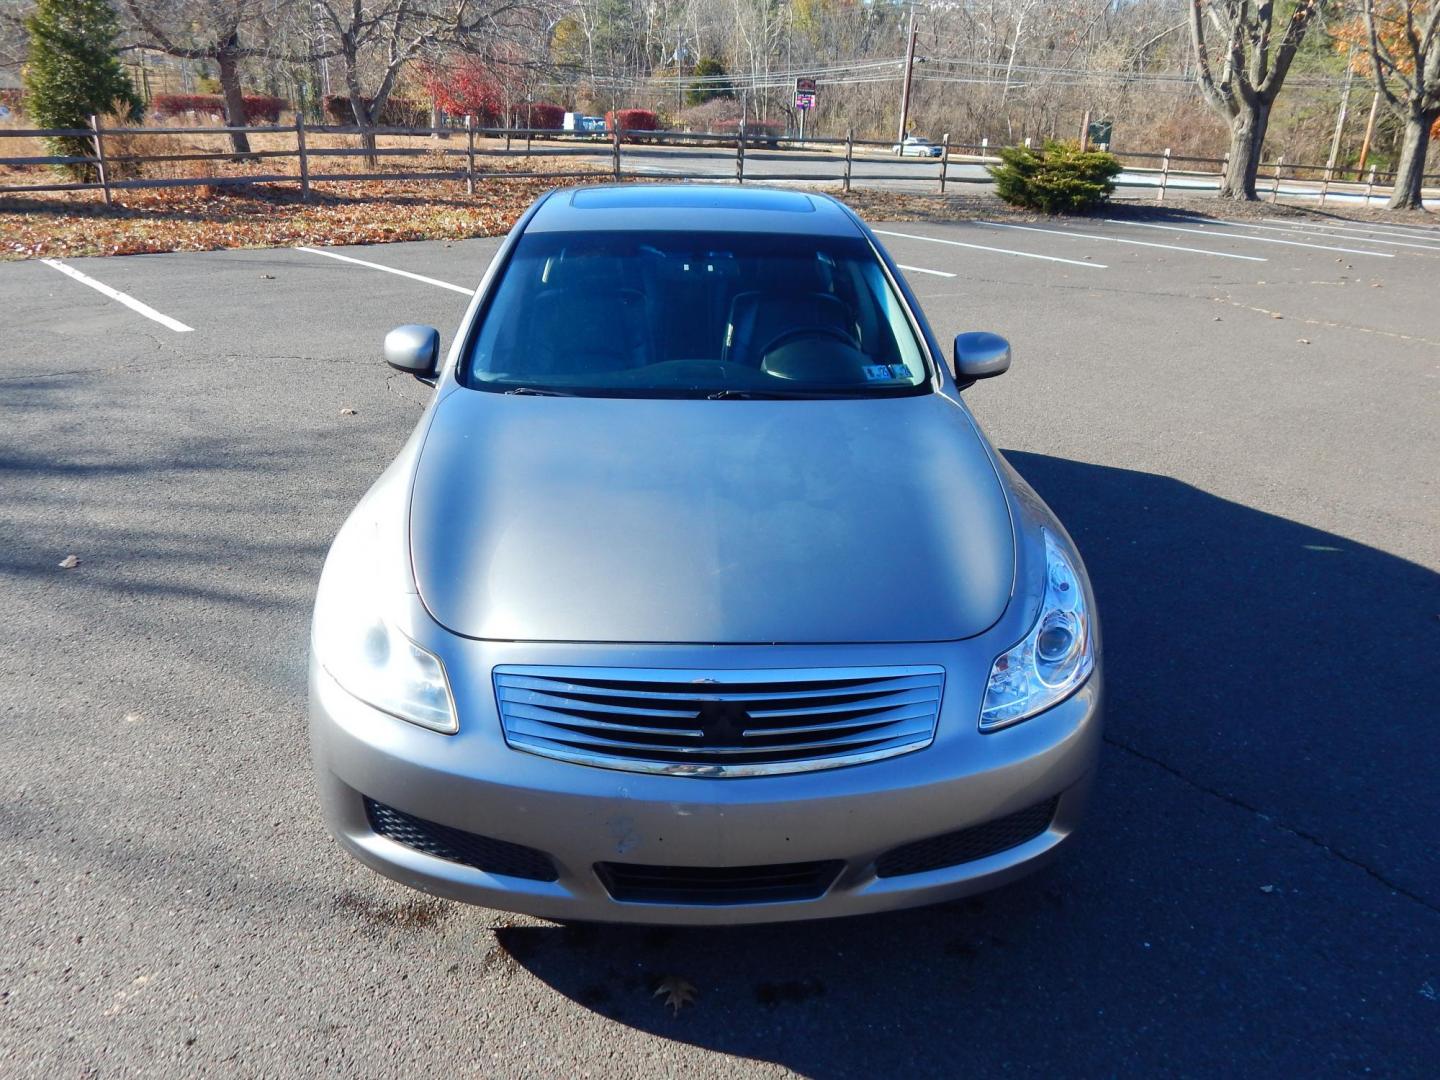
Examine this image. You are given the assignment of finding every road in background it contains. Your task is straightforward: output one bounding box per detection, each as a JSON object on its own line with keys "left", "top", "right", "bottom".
{"left": 2, "top": 215, "right": 1437, "bottom": 1076}
{"left": 532, "top": 140, "right": 1440, "bottom": 206}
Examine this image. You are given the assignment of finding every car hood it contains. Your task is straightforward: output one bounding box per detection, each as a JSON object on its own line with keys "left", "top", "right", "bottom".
{"left": 409, "top": 389, "right": 1014, "bottom": 643}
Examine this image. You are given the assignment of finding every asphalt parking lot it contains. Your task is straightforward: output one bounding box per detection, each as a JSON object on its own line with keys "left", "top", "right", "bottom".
{"left": 2, "top": 206, "right": 1438, "bottom": 1076}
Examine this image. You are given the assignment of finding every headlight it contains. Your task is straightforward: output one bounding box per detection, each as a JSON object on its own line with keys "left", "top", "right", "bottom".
{"left": 312, "top": 522, "right": 458, "bottom": 734}
{"left": 979, "top": 530, "right": 1094, "bottom": 731}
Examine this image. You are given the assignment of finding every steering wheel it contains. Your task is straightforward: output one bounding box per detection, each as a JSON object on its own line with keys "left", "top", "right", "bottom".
{"left": 756, "top": 325, "right": 857, "bottom": 361}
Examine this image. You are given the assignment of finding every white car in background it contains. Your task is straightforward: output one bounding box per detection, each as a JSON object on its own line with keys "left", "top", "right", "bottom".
{"left": 892, "top": 136, "right": 944, "bottom": 158}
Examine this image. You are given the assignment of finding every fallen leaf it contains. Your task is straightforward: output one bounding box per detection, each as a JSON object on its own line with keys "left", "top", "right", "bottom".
{"left": 339, "top": 407, "right": 357, "bottom": 416}
{"left": 1297, "top": 338, "right": 1310, "bottom": 345}
{"left": 653, "top": 975, "right": 697, "bottom": 1015}
{"left": 58, "top": 554, "right": 80, "bottom": 569}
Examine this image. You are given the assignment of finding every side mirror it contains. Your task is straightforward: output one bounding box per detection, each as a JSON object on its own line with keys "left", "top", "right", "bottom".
{"left": 953, "top": 331, "right": 1011, "bottom": 382}
{"left": 383, "top": 324, "right": 440, "bottom": 380}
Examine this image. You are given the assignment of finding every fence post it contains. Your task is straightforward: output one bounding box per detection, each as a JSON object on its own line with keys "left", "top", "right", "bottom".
{"left": 465, "top": 115, "right": 475, "bottom": 195}
{"left": 1365, "top": 165, "right": 1376, "bottom": 204}
{"left": 612, "top": 126, "right": 621, "bottom": 180}
{"left": 981, "top": 136, "right": 989, "bottom": 157}
{"left": 1268, "top": 156, "right": 1284, "bottom": 202}
{"left": 736, "top": 121, "right": 745, "bottom": 183}
{"left": 1157, "top": 147, "right": 1170, "bottom": 202}
{"left": 938, "top": 131, "right": 949, "bottom": 193}
{"left": 843, "top": 127, "right": 853, "bottom": 192}
{"left": 296, "top": 113, "right": 309, "bottom": 201}
{"left": 88, "top": 114, "right": 112, "bottom": 209}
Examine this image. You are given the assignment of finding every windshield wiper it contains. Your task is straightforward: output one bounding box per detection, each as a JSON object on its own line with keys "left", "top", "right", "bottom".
{"left": 706, "top": 389, "right": 811, "bottom": 400}
{"left": 504, "top": 386, "right": 577, "bottom": 397}
{"left": 706, "top": 388, "right": 869, "bottom": 400}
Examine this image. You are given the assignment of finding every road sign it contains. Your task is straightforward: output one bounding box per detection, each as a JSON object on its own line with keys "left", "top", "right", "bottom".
{"left": 1087, "top": 119, "right": 1113, "bottom": 148}
{"left": 795, "top": 77, "right": 817, "bottom": 95}
{"left": 794, "top": 92, "right": 816, "bottom": 111}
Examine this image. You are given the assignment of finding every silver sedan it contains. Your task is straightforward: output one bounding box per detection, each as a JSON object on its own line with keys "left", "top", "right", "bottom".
{"left": 308, "top": 184, "right": 1102, "bottom": 924}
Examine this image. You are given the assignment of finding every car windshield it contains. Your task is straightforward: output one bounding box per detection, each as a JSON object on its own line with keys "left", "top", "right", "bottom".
{"left": 463, "top": 230, "right": 931, "bottom": 398}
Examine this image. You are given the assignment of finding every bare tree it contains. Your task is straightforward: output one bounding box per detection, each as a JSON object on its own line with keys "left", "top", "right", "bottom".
{"left": 308, "top": 0, "right": 538, "bottom": 161}
{"left": 1189, "top": 0, "right": 1328, "bottom": 199}
{"left": 1360, "top": 0, "right": 1440, "bottom": 209}
{"left": 120, "top": 1, "right": 283, "bottom": 155}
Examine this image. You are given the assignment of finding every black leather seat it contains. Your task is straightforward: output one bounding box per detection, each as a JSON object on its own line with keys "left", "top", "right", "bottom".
{"left": 723, "top": 257, "right": 855, "bottom": 367}
{"left": 521, "top": 254, "right": 651, "bottom": 377}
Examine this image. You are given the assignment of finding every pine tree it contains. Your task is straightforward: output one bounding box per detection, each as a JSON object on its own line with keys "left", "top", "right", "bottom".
{"left": 23, "top": 0, "right": 143, "bottom": 177}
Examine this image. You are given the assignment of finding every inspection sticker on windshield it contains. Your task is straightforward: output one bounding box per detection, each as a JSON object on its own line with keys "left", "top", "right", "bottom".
{"left": 862, "top": 365, "right": 896, "bottom": 381}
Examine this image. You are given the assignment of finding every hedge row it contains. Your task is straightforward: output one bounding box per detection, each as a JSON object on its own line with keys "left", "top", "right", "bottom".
{"left": 605, "top": 109, "right": 659, "bottom": 133}
{"left": 712, "top": 119, "right": 784, "bottom": 137}
{"left": 150, "top": 93, "right": 288, "bottom": 123}
{"left": 603, "top": 109, "right": 659, "bottom": 142}
{"left": 515, "top": 102, "right": 564, "bottom": 130}
{"left": 155, "top": 93, "right": 288, "bottom": 123}
{"left": 322, "top": 96, "right": 429, "bottom": 127}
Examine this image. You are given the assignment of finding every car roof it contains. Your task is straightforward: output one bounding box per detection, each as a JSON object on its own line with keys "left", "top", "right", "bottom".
{"left": 524, "top": 184, "right": 863, "bottom": 238}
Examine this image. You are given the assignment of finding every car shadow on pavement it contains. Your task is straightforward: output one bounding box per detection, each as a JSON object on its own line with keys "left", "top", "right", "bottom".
{"left": 491, "top": 452, "right": 1439, "bottom": 1076}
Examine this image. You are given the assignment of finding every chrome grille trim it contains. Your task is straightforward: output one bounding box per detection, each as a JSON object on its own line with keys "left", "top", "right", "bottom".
{"left": 494, "top": 665, "right": 945, "bottom": 777}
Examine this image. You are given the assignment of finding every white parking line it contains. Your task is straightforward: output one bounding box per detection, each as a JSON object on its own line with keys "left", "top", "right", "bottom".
{"left": 874, "top": 229, "right": 1107, "bottom": 270}
{"left": 896, "top": 264, "right": 957, "bottom": 278}
{"left": 40, "top": 259, "right": 194, "bottom": 332}
{"left": 1102, "top": 220, "right": 1394, "bottom": 258}
{"left": 975, "top": 220, "right": 1267, "bottom": 262}
{"left": 1192, "top": 220, "right": 1440, "bottom": 253}
{"left": 295, "top": 246, "right": 474, "bottom": 294}
{"left": 1262, "top": 217, "right": 1440, "bottom": 242}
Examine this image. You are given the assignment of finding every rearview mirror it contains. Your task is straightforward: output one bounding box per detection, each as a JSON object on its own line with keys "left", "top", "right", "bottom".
{"left": 384, "top": 324, "right": 440, "bottom": 380}
{"left": 953, "top": 332, "right": 1011, "bottom": 382}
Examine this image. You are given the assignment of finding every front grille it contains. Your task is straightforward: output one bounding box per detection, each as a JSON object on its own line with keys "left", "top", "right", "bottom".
{"left": 874, "top": 796, "right": 1059, "bottom": 878}
{"left": 494, "top": 665, "right": 945, "bottom": 777}
{"left": 364, "top": 797, "right": 558, "bottom": 882}
{"left": 596, "top": 860, "right": 844, "bottom": 905}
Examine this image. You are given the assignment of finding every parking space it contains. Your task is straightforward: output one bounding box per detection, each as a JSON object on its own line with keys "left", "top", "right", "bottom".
{"left": 2, "top": 208, "right": 1437, "bottom": 1076}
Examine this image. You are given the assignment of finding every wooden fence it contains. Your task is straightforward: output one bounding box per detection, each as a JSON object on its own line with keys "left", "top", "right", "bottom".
{"left": 1, "top": 116, "right": 1435, "bottom": 209}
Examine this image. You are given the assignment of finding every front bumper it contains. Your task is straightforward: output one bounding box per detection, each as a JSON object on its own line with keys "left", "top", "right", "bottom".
{"left": 309, "top": 641, "right": 1102, "bottom": 926}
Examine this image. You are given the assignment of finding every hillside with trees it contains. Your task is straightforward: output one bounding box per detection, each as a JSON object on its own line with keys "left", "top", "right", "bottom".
{"left": 4, "top": 1, "right": 1436, "bottom": 200}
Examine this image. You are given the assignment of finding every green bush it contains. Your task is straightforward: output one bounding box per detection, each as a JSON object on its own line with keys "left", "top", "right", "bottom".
{"left": 989, "top": 140, "right": 1122, "bottom": 213}
{"left": 22, "top": 0, "right": 142, "bottom": 179}
{"left": 687, "top": 57, "right": 733, "bottom": 106}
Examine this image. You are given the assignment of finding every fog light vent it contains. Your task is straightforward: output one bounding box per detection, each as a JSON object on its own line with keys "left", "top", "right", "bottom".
{"left": 365, "top": 797, "right": 558, "bottom": 882}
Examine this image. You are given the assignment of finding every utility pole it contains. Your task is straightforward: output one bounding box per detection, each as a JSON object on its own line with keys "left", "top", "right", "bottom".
{"left": 1356, "top": 89, "right": 1381, "bottom": 176}
{"left": 1325, "top": 66, "right": 1354, "bottom": 180}
{"left": 896, "top": 12, "right": 918, "bottom": 150}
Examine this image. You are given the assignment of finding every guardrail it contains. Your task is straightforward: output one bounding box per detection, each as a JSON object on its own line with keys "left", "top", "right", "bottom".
{"left": 1, "top": 116, "right": 1435, "bottom": 209}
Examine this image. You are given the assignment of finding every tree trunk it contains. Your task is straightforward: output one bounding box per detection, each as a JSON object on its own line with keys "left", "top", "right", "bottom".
{"left": 215, "top": 41, "right": 253, "bottom": 158}
{"left": 1387, "top": 107, "right": 1438, "bottom": 211}
{"left": 349, "top": 94, "right": 378, "bottom": 169}
{"left": 1219, "top": 100, "right": 1271, "bottom": 201}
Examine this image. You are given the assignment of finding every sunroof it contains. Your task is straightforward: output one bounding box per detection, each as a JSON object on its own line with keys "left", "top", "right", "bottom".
{"left": 569, "top": 187, "right": 815, "bottom": 213}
